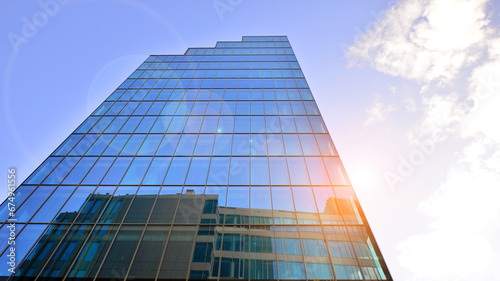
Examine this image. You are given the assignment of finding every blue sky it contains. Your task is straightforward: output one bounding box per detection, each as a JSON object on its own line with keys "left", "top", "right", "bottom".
{"left": 1, "top": 1, "right": 500, "bottom": 280}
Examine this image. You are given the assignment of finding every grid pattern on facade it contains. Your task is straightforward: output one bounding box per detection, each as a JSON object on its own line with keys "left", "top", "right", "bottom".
{"left": 0, "top": 36, "right": 391, "bottom": 281}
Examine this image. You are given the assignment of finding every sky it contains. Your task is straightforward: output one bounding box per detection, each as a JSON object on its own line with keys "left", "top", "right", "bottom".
{"left": 1, "top": 0, "right": 500, "bottom": 280}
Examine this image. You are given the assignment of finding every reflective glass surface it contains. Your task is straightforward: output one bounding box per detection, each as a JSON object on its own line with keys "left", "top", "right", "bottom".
{"left": 1, "top": 36, "right": 390, "bottom": 281}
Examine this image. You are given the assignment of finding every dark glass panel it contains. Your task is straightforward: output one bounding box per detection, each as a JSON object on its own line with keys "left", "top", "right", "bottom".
{"left": 128, "top": 225, "right": 170, "bottom": 278}
{"left": 148, "top": 186, "right": 182, "bottom": 224}
{"left": 158, "top": 226, "right": 196, "bottom": 279}
{"left": 13, "top": 224, "right": 71, "bottom": 278}
{"left": 0, "top": 224, "right": 47, "bottom": 276}
{"left": 66, "top": 225, "right": 119, "bottom": 278}
{"left": 174, "top": 186, "right": 205, "bottom": 223}
{"left": 123, "top": 186, "right": 160, "bottom": 223}
{"left": 96, "top": 225, "right": 144, "bottom": 279}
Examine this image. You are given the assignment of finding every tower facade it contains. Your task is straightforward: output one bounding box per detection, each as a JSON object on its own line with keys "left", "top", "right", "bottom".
{"left": 0, "top": 36, "right": 391, "bottom": 280}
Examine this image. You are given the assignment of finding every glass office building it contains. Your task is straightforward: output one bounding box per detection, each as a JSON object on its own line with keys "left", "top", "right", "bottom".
{"left": 0, "top": 36, "right": 392, "bottom": 280}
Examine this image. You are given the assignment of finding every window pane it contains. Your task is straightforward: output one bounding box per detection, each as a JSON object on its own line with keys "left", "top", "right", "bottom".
{"left": 250, "top": 157, "right": 269, "bottom": 185}
{"left": 207, "top": 157, "right": 230, "bottom": 185}
{"left": 163, "top": 157, "right": 190, "bottom": 185}
{"left": 121, "top": 157, "right": 153, "bottom": 184}
{"left": 269, "top": 157, "right": 289, "bottom": 185}
{"left": 194, "top": 134, "right": 215, "bottom": 155}
{"left": 156, "top": 134, "right": 180, "bottom": 156}
{"left": 213, "top": 135, "right": 232, "bottom": 156}
{"left": 128, "top": 226, "right": 170, "bottom": 278}
{"left": 305, "top": 157, "right": 330, "bottom": 185}
{"left": 185, "top": 157, "right": 210, "bottom": 185}
{"left": 287, "top": 157, "right": 310, "bottom": 185}
{"left": 292, "top": 186, "right": 317, "bottom": 213}
{"left": 229, "top": 157, "right": 249, "bottom": 185}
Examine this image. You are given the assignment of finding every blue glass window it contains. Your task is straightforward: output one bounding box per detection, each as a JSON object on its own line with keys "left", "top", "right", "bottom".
{"left": 191, "top": 101, "right": 208, "bottom": 114}
{"left": 156, "top": 134, "right": 180, "bottom": 156}
{"left": 218, "top": 116, "right": 234, "bottom": 133}
{"left": 120, "top": 134, "right": 146, "bottom": 155}
{"left": 54, "top": 135, "right": 84, "bottom": 156}
{"left": 294, "top": 116, "right": 312, "bottom": 133}
{"left": 315, "top": 134, "right": 337, "bottom": 156}
{"left": 142, "top": 157, "right": 171, "bottom": 185}
{"left": 250, "top": 186, "right": 272, "bottom": 211}
{"left": 309, "top": 116, "right": 327, "bottom": 133}
{"left": 137, "top": 134, "right": 163, "bottom": 155}
{"left": 250, "top": 134, "right": 267, "bottom": 155}
{"left": 43, "top": 157, "right": 79, "bottom": 184}
{"left": 25, "top": 157, "right": 62, "bottom": 184}
{"left": 185, "top": 157, "right": 210, "bottom": 185}
{"left": 120, "top": 116, "right": 141, "bottom": 133}
{"left": 163, "top": 157, "right": 190, "bottom": 185}
{"left": 266, "top": 116, "right": 281, "bottom": 133}
{"left": 121, "top": 157, "right": 152, "bottom": 184}
{"left": 279, "top": 116, "right": 296, "bottom": 133}
{"left": 276, "top": 238, "right": 301, "bottom": 255}
{"left": 135, "top": 116, "right": 156, "bottom": 133}
{"left": 100, "top": 157, "right": 133, "bottom": 184}
{"left": 227, "top": 186, "right": 249, "bottom": 209}
{"left": 184, "top": 116, "right": 203, "bottom": 133}
{"left": 271, "top": 187, "right": 294, "bottom": 212}
{"left": 305, "top": 263, "right": 332, "bottom": 280}
{"left": 175, "top": 134, "right": 198, "bottom": 156}
{"left": 103, "top": 134, "right": 130, "bottom": 155}
{"left": 287, "top": 157, "right": 310, "bottom": 185}
{"left": 278, "top": 261, "right": 305, "bottom": 280}
{"left": 81, "top": 157, "right": 114, "bottom": 184}
{"left": 63, "top": 157, "right": 98, "bottom": 184}
{"left": 250, "top": 157, "right": 269, "bottom": 185}
{"left": 283, "top": 135, "right": 302, "bottom": 155}
{"left": 68, "top": 134, "right": 98, "bottom": 155}
{"left": 324, "top": 157, "right": 350, "bottom": 185}
{"left": 213, "top": 134, "right": 232, "bottom": 156}
{"left": 200, "top": 116, "right": 219, "bottom": 133}
{"left": 299, "top": 134, "right": 319, "bottom": 155}
{"left": 232, "top": 134, "right": 250, "bottom": 156}
{"left": 269, "top": 157, "right": 289, "bottom": 185}
{"left": 305, "top": 157, "right": 330, "bottom": 185}
{"left": 229, "top": 157, "right": 249, "bottom": 185}
{"left": 292, "top": 186, "right": 317, "bottom": 213}
{"left": 234, "top": 116, "right": 250, "bottom": 133}
{"left": 206, "top": 101, "right": 222, "bottom": 115}
{"left": 194, "top": 134, "right": 215, "bottom": 155}
{"left": 267, "top": 134, "right": 285, "bottom": 156}
{"left": 167, "top": 116, "right": 187, "bottom": 133}
{"left": 86, "top": 135, "right": 113, "bottom": 155}
{"left": 251, "top": 116, "right": 266, "bottom": 133}
{"left": 31, "top": 186, "right": 75, "bottom": 222}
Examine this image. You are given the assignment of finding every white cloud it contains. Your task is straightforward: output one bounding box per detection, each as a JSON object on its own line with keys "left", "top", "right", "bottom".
{"left": 347, "top": 0, "right": 491, "bottom": 84}
{"left": 364, "top": 96, "right": 396, "bottom": 126}
{"left": 347, "top": 0, "right": 500, "bottom": 280}
{"left": 403, "top": 97, "right": 418, "bottom": 112}
{"left": 397, "top": 139, "right": 500, "bottom": 281}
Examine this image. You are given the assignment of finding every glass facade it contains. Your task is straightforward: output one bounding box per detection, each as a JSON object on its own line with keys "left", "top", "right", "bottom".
{"left": 0, "top": 36, "right": 391, "bottom": 280}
